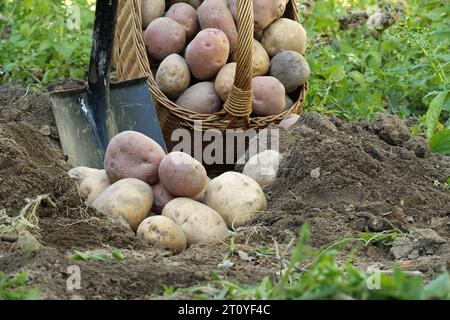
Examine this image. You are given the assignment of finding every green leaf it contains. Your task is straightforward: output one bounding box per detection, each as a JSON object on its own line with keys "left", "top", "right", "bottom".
{"left": 56, "top": 42, "right": 75, "bottom": 60}
{"left": 421, "top": 272, "right": 450, "bottom": 299}
{"left": 70, "top": 250, "right": 90, "bottom": 261}
{"left": 367, "top": 52, "right": 382, "bottom": 69}
{"left": 326, "top": 65, "right": 346, "bottom": 82}
{"left": 426, "top": 91, "right": 448, "bottom": 139}
{"left": 92, "top": 252, "right": 109, "bottom": 260}
{"left": 429, "top": 129, "right": 450, "bottom": 154}
{"left": 70, "top": 250, "right": 109, "bottom": 261}
{"left": 69, "top": 67, "right": 85, "bottom": 80}
{"left": 349, "top": 71, "right": 366, "bottom": 89}
{"left": 38, "top": 40, "right": 52, "bottom": 52}
{"left": 112, "top": 250, "right": 125, "bottom": 261}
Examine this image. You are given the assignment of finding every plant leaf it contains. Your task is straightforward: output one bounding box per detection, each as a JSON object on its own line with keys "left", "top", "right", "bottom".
{"left": 112, "top": 250, "right": 125, "bottom": 261}
{"left": 421, "top": 271, "right": 450, "bottom": 299}
{"left": 426, "top": 91, "right": 448, "bottom": 139}
{"left": 429, "top": 128, "right": 450, "bottom": 154}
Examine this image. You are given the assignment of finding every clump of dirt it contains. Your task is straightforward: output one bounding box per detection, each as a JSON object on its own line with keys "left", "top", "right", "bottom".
{"left": 259, "top": 111, "right": 450, "bottom": 266}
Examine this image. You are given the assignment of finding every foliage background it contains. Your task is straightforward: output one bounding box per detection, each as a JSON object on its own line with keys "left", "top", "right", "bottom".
{"left": 1, "top": 0, "right": 449, "bottom": 123}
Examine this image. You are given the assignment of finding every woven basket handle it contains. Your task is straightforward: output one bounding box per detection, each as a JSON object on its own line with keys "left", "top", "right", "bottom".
{"left": 223, "top": 0, "right": 254, "bottom": 123}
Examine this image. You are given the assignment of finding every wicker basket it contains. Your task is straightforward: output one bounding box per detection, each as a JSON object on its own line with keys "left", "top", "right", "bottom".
{"left": 114, "top": 0, "right": 307, "bottom": 160}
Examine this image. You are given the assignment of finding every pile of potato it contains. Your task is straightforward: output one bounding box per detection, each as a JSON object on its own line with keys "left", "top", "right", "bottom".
{"left": 143, "top": 0, "right": 310, "bottom": 117}
{"left": 68, "top": 131, "right": 269, "bottom": 253}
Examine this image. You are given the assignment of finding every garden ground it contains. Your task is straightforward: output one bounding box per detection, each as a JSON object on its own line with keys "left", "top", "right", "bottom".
{"left": 0, "top": 86, "right": 449, "bottom": 299}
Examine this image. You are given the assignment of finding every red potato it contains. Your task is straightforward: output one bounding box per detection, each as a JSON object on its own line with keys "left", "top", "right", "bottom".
{"left": 193, "top": 177, "right": 210, "bottom": 202}
{"left": 176, "top": 82, "right": 222, "bottom": 114}
{"left": 144, "top": 17, "right": 186, "bottom": 61}
{"left": 142, "top": 0, "right": 165, "bottom": 28}
{"left": 197, "top": 0, "right": 237, "bottom": 52}
{"left": 167, "top": 0, "right": 203, "bottom": 9}
{"left": 185, "top": 28, "right": 230, "bottom": 80}
{"left": 251, "top": 76, "right": 285, "bottom": 116}
{"left": 229, "top": 0, "right": 287, "bottom": 33}
{"left": 104, "top": 131, "right": 166, "bottom": 185}
{"left": 165, "top": 3, "right": 199, "bottom": 39}
{"left": 279, "top": 114, "right": 300, "bottom": 129}
{"left": 158, "top": 152, "right": 208, "bottom": 197}
{"left": 151, "top": 183, "right": 176, "bottom": 214}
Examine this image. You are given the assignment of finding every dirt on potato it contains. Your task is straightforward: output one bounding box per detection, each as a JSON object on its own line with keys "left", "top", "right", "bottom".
{"left": 0, "top": 85, "right": 449, "bottom": 299}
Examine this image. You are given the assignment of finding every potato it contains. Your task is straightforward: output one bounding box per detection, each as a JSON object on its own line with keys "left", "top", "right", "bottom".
{"left": 144, "top": 17, "right": 186, "bottom": 61}
{"left": 68, "top": 166, "right": 100, "bottom": 185}
{"left": 251, "top": 76, "right": 285, "bottom": 116}
{"left": 104, "top": 131, "right": 166, "bottom": 185}
{"left": 137, "top": 216, "right": 186, "bottom": 252}
{"left": 176, "top": 82, "right": 222, "bottom": 114}
{"left": 198, "top": 0, "right": 237, "bottom": 52}
{"left": 251, "top": 39, "right": 271, "bottom": 76}
{"left": 142, "top": 0, "right": 165, "bottom": 28}
{"left": 285, "top": 95, "right": 294, "bottom": 110}
{"left": 92, "top": 178, "right": 153, "bottom": 232}
{"left": 156, "top": 54, "right": 191, "bottom": 99}
{"left": 229, "top": 0, "right": 287, "bottom": 33}
{"left": 151, "top": 183, "right": 176, "bottom": 214}
{"left": 262, "top": 18, "right": 307, "bottom": 56}
{"left": 230, "top": 39, "right": 269, "bottom": 77}
{"left": 214, "top": 63, "right": 236, "bottom": 102}
{"left": 279, "top": 114, "right": 300, "bottom": 129}
{"left": 186, "top": 28, "right": 230, "bottom": 80}
{"left": 167, "top": 0, "right": 203, "bottom": 9}
{"left": 243, "top": 150, "right": 282, "bottom": 187}
{"left": 270, "top": 51, "right": 310, "bottom": 93}
{"left": 203, "top": 172, "right": 267, "bottom": 227}
{"left": 158, "top": 151, "right": 208, "bottom": 197}
{"left": 165, "top": 3, "right": 199, "bottom": 39}
{"left": 193, "top": 177, "right": 210, "bottom": 202}
{"left": 162, "top": 198, "right": 229, "bottom": 245}
{"left": 68, "top": 167, "right": 111, "bottom": 206}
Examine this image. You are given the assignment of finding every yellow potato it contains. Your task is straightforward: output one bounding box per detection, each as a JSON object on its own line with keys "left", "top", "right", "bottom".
{"left": 142, "top": 0, "right": 165, "bottom": 28}
{"left": 203, "top": 172, "right": 267, "bottom": 228}
{"left": 242, "top": 150, "right": 282, "bottom": 187}
{"left": 137, "top": 216, "right": 187, "bottom": 253}
{"left": 156, "top": 54, "right": 191, "bottom": 99}
{"left": 214, "top": 63, "right": 236, "bottom": 102}
{"left": 68, "top": 167, "right": 111, "bottom": 206}
{"left": 230, "top": 39, "right": 270, "bottom": 77}
{"left": 262, "top": 18, "right": 307, "bottom": 56}
{"left": 92, "top": 178, "right": 153, "bottom": 232}
{"left": 162, "top": 198, "right": 229, "bottom": 246}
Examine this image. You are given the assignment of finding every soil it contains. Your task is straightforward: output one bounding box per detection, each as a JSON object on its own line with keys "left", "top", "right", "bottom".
{"left": 0, "top": 85, "right": 449, "bottom": 299}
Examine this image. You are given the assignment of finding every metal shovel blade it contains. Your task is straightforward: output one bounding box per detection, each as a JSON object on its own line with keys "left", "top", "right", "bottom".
{"left": 50, "top": 78, "right": 167, "bottom": 169}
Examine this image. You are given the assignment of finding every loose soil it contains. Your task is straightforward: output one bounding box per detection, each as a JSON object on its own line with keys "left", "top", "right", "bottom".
{"left": 0, "top": 85, "right": 449, "bottom": 299}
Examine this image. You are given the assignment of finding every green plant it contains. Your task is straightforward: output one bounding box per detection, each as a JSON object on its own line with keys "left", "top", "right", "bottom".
{"left": 69, "top": 249, "right": 125, "bottom": 261}
{"left": 165, "top": 224, "right": 450, "bottom": 300}
{"left": 0, "top": 271, "right": 39, "bottom": 300}
{"left": 0, "top": 0, "right": 95, "bottom": 87}
{"left": 301, "top": 0, "right": 450, "bottom": 125}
